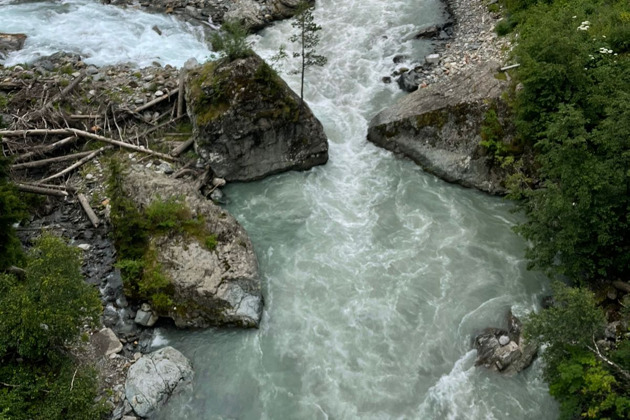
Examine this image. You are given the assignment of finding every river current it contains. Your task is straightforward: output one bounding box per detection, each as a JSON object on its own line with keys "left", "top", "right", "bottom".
{"left": 1, "top": 0, "right": 558, "bottom": 418}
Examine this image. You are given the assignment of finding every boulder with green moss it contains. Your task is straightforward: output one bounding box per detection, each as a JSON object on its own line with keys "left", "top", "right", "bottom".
{"left": 114, "top": 164, "right": 261, "bottom": 328}
{"left": 186, "top": 52, "right": 328, "bottom": 182}
{"left": 367, "top": 61, "right": 512, "bottom": 195}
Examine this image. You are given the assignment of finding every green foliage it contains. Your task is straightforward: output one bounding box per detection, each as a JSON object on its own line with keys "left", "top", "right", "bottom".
{"left": 0, "top": 235, "right": 105, "bottom": 419}
{"left": 205, "top": 234, "right": 218, "bottom": 251}
{"left": 210, "top": 20, "right": 252, "bottom": 61}
{"left": 525, "top": 283, "right": 605, "bottom": 369}
{"left": 524, "top": 283, "right": 630, "bottom": 419}
{"left": 548, "top": 350, "right": 630, "bottom": 419}
{"left": 107, "top": 159, "right": 148, "bottom": 260}
{"left": 509, "top": 0, "right": 630, "bottom": 283}
{"left": 480, "top": 108, "right": 508, "bottom": 163}
{"left": 495, "top": 17, "right": 517, "bottom": 36}
{"left": 0, "top": 234, "right": 101, "bottom": 360}
{"left": 0, "top": 355, "right": 107, "bottom": 420}
{"left": 515, "top": 95, "right": 630, "bottom": 282}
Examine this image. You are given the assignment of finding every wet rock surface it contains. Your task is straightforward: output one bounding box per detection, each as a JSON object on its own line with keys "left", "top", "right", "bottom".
{"left": 120, "top": 165, "right": 262, "bottom": 328}
{"left": 125, "top": 346, "right": 193, "bottom": 418}
{"left": 186, "top": 52, "right": 328, "bottom": 182}
{"left": 368, "top": 0, "right": 517, "bottom": 194}
{"left": 0, "top": 33, "right": 27, "bottom": 60}
{"left": 473, "top": 310, "right": 537, "bottom": 375}
{"left": 368, "top": 60, "right": 511, "bottom": 195}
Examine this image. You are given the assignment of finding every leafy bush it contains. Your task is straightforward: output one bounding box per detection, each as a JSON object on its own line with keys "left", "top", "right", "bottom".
{"left": 0, "top": 234, "right": 101, "bottom": 360}
{"left": 495, "top": 17, "right": 517, "bottom": 36}
{"left": 524, "top": 283, "right": 630, "bottom": 419}
{"left": 510, "top": 0, "right": 630, "bottom": 283}
{"left": 0, "top": 234, "right": 105, "bottom": 419}
{"left": 210, "top": 20, "right": 252, "bottom": 61}
{"left": 480, "top": 108, "right": 509, "bottom": 163}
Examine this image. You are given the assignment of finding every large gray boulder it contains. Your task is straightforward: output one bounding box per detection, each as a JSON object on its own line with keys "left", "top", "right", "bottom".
{"left": 367, "top": 61, "right": 512, "bottom": 195}
{"left": 186, "top": 52, "right": 328, "bottom": 182}
{"left": 125, "top": 346, "right": 193, "bottom": 418}
{"left": 121, "top": 165, "right": 262, "bottom": 328}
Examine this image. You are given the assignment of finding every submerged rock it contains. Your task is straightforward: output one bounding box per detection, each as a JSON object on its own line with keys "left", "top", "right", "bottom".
{"left": 367, "top": 61, "right": 512, "bottom": 195}
{"left": 186, "top": 52, "right": 328, "bottom": 182}
{"left": 0, "top": 33, "right": 27, "bottom": 60}
{"left": 121, "top": 165, "right": 262, "bottom": 328}
{"left": 125, "top": 346, "right": 193, "bottom": 418}
{"left": 473, "top": 309, "right": 537, "bottom": 375}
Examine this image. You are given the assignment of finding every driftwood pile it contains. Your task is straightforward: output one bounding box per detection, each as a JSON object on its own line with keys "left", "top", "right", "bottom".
{"left": 1, "top": 67, "right": 196, "bottom": 227}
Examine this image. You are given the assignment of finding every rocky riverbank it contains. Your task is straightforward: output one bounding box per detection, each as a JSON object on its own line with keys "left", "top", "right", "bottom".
{"left": 368, "top": 0, "right": 517, "bottom": 195}
{"left": 106, "top": 0, "right": 310, "bottom": 31}
{"left": 392, "top": 0, "right": 513, "bottom": 92}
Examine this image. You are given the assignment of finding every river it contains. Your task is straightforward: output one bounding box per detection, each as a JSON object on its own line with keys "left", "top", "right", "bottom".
{"left": 1, "top": 0, "right": 558, "bottom": 418}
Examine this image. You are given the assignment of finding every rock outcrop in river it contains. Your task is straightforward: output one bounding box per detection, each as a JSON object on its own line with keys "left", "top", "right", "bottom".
{"left": 125, "top": 346, "right": 193, "bottom": 418}
{"left": 0, "top": 33, "right": 26, "bottom": 61}
{"left": 367, "top": 61, "right": 511, "bottom": 195}
{"left": 474, "top": 309, "right": 537, "bottom": 375}
{"left": 120, "top": 165, "right": 262, "bottom": 328}
{"left": 186, "top": 52, "right": 328, "bottom": 182}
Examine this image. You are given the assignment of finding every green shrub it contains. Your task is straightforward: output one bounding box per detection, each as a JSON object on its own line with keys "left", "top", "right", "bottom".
{"left": 495, "top": 17, "right": 517, "bottom": 36}
{"left": 210, "top": 20, "right": 252, "bottom": 61}
{"left": 205, "top": 234, "right": 218, "bottom": 251}
{"left": 0, "top": 234, "right": 105, "bottom": 419}
{"left": 480, "top": 108, "right": 509, "bottom": 164}
{"left": 0, "top": 234, "right": 101, "bottom": 360}
{"left": 524, "top": 283, "right": 630, "bottom": 419}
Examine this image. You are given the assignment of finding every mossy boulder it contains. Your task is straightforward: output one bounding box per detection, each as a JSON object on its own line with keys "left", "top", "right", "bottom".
{"left": 118, "top": 165, "right": 262, "bottom": 328}
{"left": 367, "top": 61, "right": 513, "bottom": 195}
{"left": 186, "top": 52, "right": 328, "bottom": 182}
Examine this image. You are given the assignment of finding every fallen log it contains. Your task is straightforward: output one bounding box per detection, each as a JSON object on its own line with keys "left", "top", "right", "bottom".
{"left": 133, "top": 88, "right": 179, "bottom": 114}
{"left": 0, "top": 129, "right": 74, "bottom": 137}
{"left": 613, "top": 281, "right": 630, "bottom": 294}
{"left": 26, "top": 182, "right": 77, "bottom": 192}
{"left": 69, "top": 114, "right": 102, "bottom": 120}
{"left": 77, "top": 193, "right": 100, "bottom": 228}
{"left": 171, "top": 138, "right": 193, "bottom": 157}
{"left": 139, "top": 115, "right": 186, "bottom": 139}
{"left": 68, "top": 129, "right": 178, "bottom": 162}
{"left": 177, "top": 72, "right": 186, "bottom": 118}
{"left": 15, "top": 182, "right": 68, "bottom": 197}
{"left": 13, "top": 135, "right": 79, "bottom": 163}
{"left": 40, "top": 71, "right": 86, "bottom": 111}
{"left": 500, "top": 64, "right": 520, "bottom": 72}
{"left": 40, "top": 145, "right": 111, "bottom": 182}
{"left": 12, "top": 150, "right": 93, "bottom": 169}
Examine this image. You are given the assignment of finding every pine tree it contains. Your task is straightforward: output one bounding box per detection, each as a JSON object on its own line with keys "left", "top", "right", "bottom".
{"left": 273, "top": 2, "right": 327, "bottom": 107}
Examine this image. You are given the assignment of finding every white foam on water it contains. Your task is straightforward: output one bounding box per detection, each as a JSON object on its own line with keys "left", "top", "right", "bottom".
{"left": 150, "top": 328, "right": 170, "bottom": 349}
{"left": 0, "top": 0, "right": 212, "bottom": 67}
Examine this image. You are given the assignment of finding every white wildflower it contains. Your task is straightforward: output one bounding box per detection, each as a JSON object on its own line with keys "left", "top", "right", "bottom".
{"left": 577, "top": 21, "right": 590, "bottom": 30}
